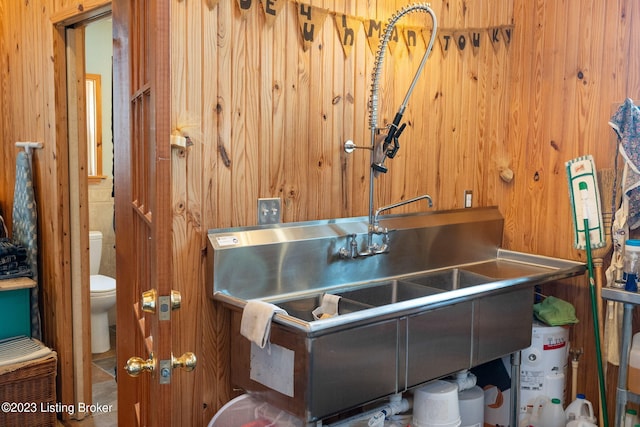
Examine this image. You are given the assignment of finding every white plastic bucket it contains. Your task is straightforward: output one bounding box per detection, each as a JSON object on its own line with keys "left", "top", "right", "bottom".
{"left": 458, "top": 385, "right": 484, "bottom": 427}
{"left": 413, "top": 380, "right": 461, "bottom": 427}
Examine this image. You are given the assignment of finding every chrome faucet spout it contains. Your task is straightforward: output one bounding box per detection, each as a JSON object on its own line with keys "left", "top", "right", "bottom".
{"left": 373, "top": 194, "right": 433, "bottom": 226}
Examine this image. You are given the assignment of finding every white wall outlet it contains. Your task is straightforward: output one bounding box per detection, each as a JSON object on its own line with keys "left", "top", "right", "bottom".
{"left": 258, "top": 198, "right": 281, "bottom": 225}
{"left": 464, "top": 190, "right": 473, "bottom": 208}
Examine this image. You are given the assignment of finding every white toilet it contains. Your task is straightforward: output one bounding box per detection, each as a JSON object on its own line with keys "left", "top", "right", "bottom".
{"left": 89, "top": 231, "right": 116, "bottom": 354}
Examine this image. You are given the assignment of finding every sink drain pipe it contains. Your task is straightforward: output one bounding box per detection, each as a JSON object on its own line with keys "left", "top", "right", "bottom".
{"left": 327, "top": 394, "right": 411, "bottom": 427}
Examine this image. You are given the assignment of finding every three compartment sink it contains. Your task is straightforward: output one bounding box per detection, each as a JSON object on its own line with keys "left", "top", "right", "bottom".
{"left": 275, "top": 268, "right": 493, "bottom": 321}
{"left": 207, "top": 208, "right": 586, "bottom": 422}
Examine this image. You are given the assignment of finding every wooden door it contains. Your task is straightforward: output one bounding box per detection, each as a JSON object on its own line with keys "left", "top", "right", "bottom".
{"left": 113, "top": 0, "right": 178, "bottom": 425}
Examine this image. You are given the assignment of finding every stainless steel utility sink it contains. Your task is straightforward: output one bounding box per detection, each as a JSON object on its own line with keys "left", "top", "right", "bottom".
{"left": 297, "top": 269, "right": 489, "bottom": 310}
{"left": 332, "top": 277, "right": 446, "bottom": 306}
{"left": 403, "top": 268, "right": 494, "bottom": 291}
{"left": 275, "top": 293, "right": 373, "bottom": 322}
{"left": 207, "top": 207, "right": 586, "bottom": 422}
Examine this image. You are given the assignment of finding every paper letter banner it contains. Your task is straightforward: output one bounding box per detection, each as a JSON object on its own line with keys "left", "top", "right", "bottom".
{"left": 205, "top": 0, "right": 220, "bottom": 10}
{"left": 437, "top": 29, "right": 454, "bottom": 58}
{"left": 261, "top": 0, "right": 286, "bottom": 27}
{"left": 402, "top": 26, "right": 425, "bottom": 56}
{"left": 386, "top": 25, "right": 400, "bottom": 55}
{"left": 469, "top": 29, "right": 481, "bottom": 56}
{"left": 453, "top": 31, "right": 470, "bottom": 54}
{"left": 236, "top": 0, "right": 254, "bottom": 15}
{"left": 488, "top": 27, "right": 502, "bottom": 52}
{"left": 296, "top": 3, "right": 329, "bottom": 51}
{"left": 334, "top": 14, "right": 361, "bottom": 58}
{"left": 363, "top": 19, "right": 383, "bottom": 55}
{"left": 502, "top": 25, "right": 513, "bottom": 48}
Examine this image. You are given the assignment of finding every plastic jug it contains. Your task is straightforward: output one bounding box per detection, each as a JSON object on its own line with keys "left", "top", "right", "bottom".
{"left": 565, "top": 394, "right": 596, "bottom": 424}
{"left": 538, "top": 398, "right": 564, "bottom": 427}
{"left": 625, "top": 408, "right": 639, "bottom": 427}
{"left": 566, "top": 420, "right": 597, "bottom": 427}
{"left": 519, "top": 396, "right": 564, "bottom": 427}
{"left": 518, "top": 396, "right": 547, "bottom": 427}
{"left": 631, "top": 334, "right": 640, "bottom": 394}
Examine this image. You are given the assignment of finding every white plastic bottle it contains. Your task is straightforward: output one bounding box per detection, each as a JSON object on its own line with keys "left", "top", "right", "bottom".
{"left": 565, "top": 393, "right": 596, "bottom": 424}
{"left": 625, "top": 408, "right": 639, "bottom": 427}
{"left": 538, "top": 398, "right": 564, "bottom": 427}
{"left": 630, "top": 333, "right": 640, "bottom": 394}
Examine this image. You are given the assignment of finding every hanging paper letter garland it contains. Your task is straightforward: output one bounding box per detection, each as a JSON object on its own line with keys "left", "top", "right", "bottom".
{"left": 217, "top": 1, "right": 515, "bottom": 57}
{"left": 386, "top": 26, "right": 400, "bottom": 55}
{"left": 469, "top": 29, "right": 482, "bottom": 56}
{"left": 363, "top": 19, "right": 383, "bottom": 55}
{"left": 402, "top": 26, "right": 426, "bottom": 55}
{"left": 205, "top": 0, "right": 220, "bottom": 10}
{"left": 488, "top": 27, "right": 502, "bottom": 53}
{"left": 334, "top": 14, "right": 362, "bottom": 58}
{"left": 296, "top": 3, "right": 329, "bottom": 51}
{"left": 437, "top": 29, "right": 454, "bottom": 58}
{"left": 502, "top": 25, "right": 513, "bottom": 48}
{"left": 236, "top": 0, "right": 255, "bottom": 15}
{"left": 262, "top": 0, "right": 286, "bottom": 27}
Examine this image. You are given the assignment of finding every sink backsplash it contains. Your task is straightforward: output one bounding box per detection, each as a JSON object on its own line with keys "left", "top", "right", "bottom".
{"left": 207, "top": 207, "right": 504, "bottom": 301}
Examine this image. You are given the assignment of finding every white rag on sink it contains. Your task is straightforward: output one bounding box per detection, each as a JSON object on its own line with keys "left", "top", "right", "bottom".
{"left": 240, "top": 300, "right": 287, "bottom": 349}
{"left": 312, "top": 293, "right": 341, "bottom": 320}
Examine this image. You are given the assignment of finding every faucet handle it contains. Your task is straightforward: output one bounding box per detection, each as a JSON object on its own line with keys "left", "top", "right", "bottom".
{"left": 372, "top": 162, "right": 388, "bottom": 174}
{"left": 385, "top": 123, "right": 405, "bottom": 159}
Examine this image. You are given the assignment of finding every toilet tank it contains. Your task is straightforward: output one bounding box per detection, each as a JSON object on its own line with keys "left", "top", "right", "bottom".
{"left": 89, "top": 231, "right": 103, "bottom": 275}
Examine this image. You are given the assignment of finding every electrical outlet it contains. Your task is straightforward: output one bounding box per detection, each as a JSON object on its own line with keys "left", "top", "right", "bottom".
{"left": 258, "top": 198, "right": 281, "bottom": 225}
{"left": 464, "top": 190, "right": 473, "bottom": 208}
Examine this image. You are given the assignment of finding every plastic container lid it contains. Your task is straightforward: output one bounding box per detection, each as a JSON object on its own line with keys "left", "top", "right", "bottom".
{"left": 627, "top": 408, "right": 638, "bottom": 415}
{"left": 626, "top": 239, "right": 640, "bottom": 247}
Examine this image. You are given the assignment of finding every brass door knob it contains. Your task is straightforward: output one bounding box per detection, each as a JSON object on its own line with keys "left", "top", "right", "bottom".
{"left": 124, "top": 353, "right": 156, "bottom": 377}
{"left": 141, "top": 289, "right": 157, "bottom": 313}
{"left": 172, "top": 352, "right": 197, "bottom": 372}
{"left": 170, "top": 290, "right": 182, "bottom": 310}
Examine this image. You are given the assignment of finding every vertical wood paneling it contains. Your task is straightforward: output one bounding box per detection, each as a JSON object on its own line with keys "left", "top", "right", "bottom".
{"left": 171, "top": 0, "right": 204, "bottom": 424}
{"left": 216, "top": 1, "right": 233, "bottom": 228}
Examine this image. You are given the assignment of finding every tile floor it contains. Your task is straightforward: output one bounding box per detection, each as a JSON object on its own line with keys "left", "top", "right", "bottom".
{"left": 58, "top": 327, "right": 117, "bottom": 427}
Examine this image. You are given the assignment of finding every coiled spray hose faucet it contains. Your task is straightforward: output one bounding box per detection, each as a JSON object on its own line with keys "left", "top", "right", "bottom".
{"left": 369, "top": 3, "right": 438, "bottom": 175}
{"left": 366, "top": 4, "right": 437, "bottom": 256}
{"left": 340, "top": 4, "right": 437, "bottom": 259}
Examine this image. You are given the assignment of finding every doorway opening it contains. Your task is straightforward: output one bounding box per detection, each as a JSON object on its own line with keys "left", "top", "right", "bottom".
{"left": 85, "top": 15, "right": 117, "bottom": 424}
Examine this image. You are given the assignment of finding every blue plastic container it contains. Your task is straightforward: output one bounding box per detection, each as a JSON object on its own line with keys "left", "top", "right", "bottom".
{"left": 0, "top": 288, "right": 31, "bottom": 340}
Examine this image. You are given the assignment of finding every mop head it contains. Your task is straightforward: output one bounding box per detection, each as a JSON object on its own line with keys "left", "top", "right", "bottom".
{"left": 566, "top": 155, "right": 606, "bottom": 250}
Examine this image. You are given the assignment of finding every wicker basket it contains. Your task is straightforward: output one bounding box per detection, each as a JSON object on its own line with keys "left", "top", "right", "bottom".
{"left": 0, "top": 352, "right": 58, "bottom": 427}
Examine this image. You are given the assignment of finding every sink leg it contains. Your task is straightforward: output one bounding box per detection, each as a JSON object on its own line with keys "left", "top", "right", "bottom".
{"left": 510, "top": 351, "right": 521, "bottom": 427}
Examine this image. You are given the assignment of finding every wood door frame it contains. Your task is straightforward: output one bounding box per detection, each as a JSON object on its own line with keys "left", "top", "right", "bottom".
{"left": 51, "top": 1, "right": 112, "bottom": 420}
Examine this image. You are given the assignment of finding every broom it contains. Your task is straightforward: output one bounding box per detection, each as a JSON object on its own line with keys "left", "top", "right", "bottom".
{"left": 579, "top": 180, "right": 609, "bottom": 427}
{"left": 594, "top": 168, "right": 618, "bottom": 427}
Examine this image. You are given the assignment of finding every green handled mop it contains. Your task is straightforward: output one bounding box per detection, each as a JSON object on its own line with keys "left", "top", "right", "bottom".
{"left": 566, "top": 155, "right": 609, "bottom": 427}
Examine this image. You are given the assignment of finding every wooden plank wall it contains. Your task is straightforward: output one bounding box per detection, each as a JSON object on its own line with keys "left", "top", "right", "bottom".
{"left": 170, "top": 0, "right": 516, "bottom": 423}
{"left": 0, "top": 0, "right": 78, "bottom": 411}
{"left": 170, "top": 0, "right": 639, "bottom": 424}
{"left": 0, "top": 0, "right": 638, "bottom": 425}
